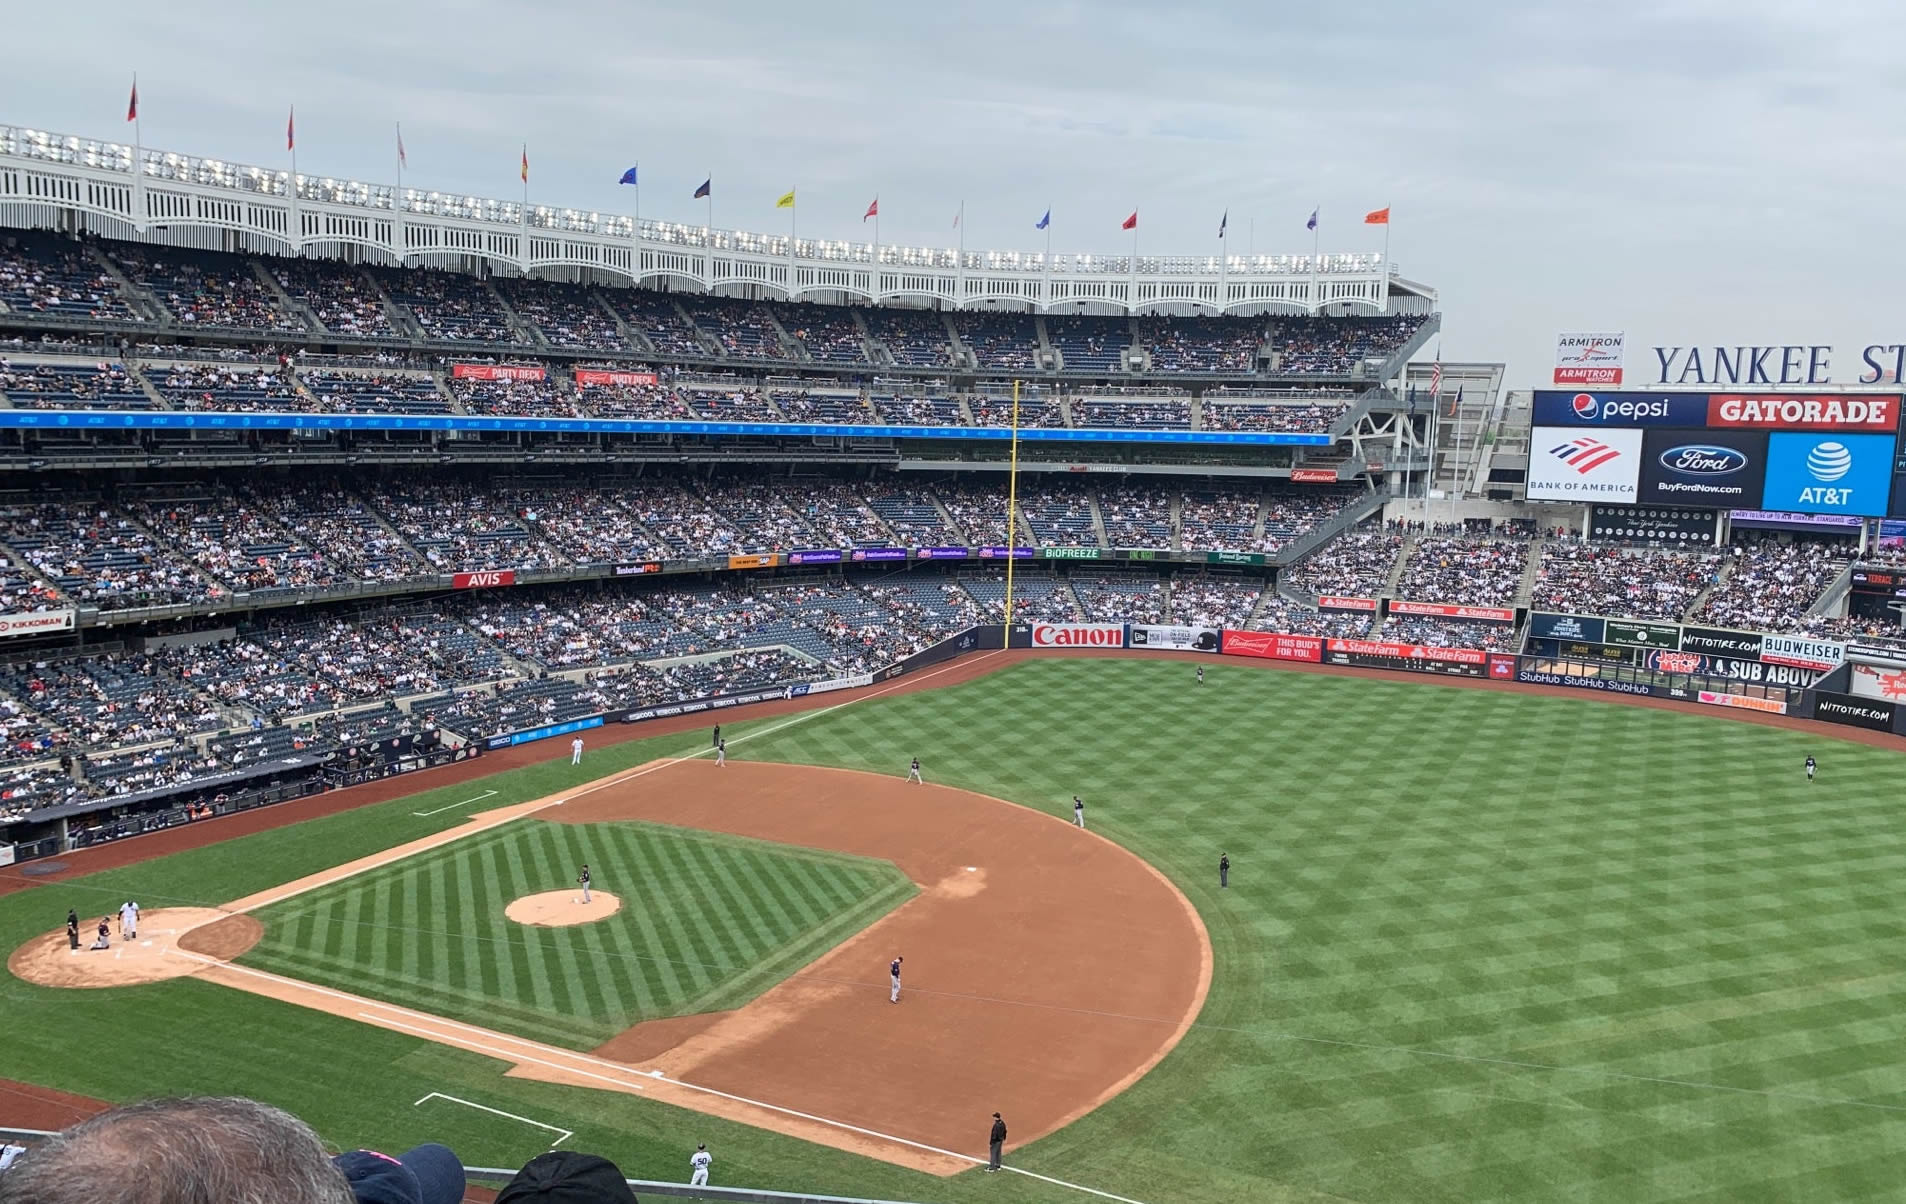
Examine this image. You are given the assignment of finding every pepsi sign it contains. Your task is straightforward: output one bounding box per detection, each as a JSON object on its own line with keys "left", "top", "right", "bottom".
{"left": 1636, "top": 428, "right": 1766, "bottom": 506}
{"left": 1531, "top": 391, "right": 1711, "bottom": 427}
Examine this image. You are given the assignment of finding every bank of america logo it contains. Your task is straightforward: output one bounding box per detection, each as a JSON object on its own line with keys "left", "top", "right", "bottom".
{"left": 1547, "top": 436, "right": 1621, "bottom": 473}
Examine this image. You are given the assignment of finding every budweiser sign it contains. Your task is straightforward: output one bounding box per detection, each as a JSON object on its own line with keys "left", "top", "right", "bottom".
{"left": 1219, "top": 629, "right": 1323, "bottom": 662}
{"left": 1706, "top": 393, "right": 1898, "bottom": 431}
{"left": 575, "top": 369, "right": 659, "bottom": 388}
{"left": 1388, "top": 600, "right": 1517, "bottom": 623}
{"left": 451, "top": 364, "right": 547, "bottom": 382}
{"left": 1290, "top": 468, "right": 1338, "bottom": 483}
{"left": 0, "top": 608, "right": 75, "bottom": 638}
{"left": 1317, "top": 596, "right": 1379, "bottom": 612}
{"left": 452, "top": 570, "right": 516, "bottom": 589}
{"left": 1031, "top": 623, "right": 1125, "bottom": 648}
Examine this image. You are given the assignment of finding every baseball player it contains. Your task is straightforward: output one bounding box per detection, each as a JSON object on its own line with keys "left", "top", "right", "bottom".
{"left": 1219, "top": 852, "right": 1230, "bottom": 888}
{"left": 65, "top": 908, "right": 79, "bottom": 951}
{"left": 578, "top": 864, "right": 592, "bottom": 904}
{"left": 712, "top": 724, "right": 721, "bottom": 748}
{"left": 716, "top": 737, "right": 726, "bottom": 767}
{"left": 889, "top": 955, "right": 903, "bottom": 1003}
{"left": 1806, "top": 755, "right": 1816, "bottom": 782}
{"left": 689, "top": 1143, "right": 712, "bottom": 1187}
{"left": 907, "top": 757, "right": 922, "bottom": 784}
{"left": 1073, "top": 795, "right": 1085, "bottom": 829}
{"left": 1196, "top": 664, "right": 1204, "bottom": 685}
{"left": 570, "top": 735, "right": 584, "bottom": 766}
{"left": 119, "top": 900, "right": 137, "bottom": 941}
{"left": 90, "top": 918, "right": 110, "bottom": 950}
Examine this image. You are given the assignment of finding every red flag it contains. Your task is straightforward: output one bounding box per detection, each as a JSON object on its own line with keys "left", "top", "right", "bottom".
{"left": 1364, "top": 206, "right": 1390, "bottom": 225}
{"left": 520, "top": 146, "right": 529, "bottom": 184}
{"left": 863, "top": 198, "right": 878, "bottom": 222}
{"left": 126, "top": 81, "right": 138, "bottom": 123}
{"left": 397, "top": 125, "right": 407, "bottom": 170}
{"left": 1121, "top": 211, "right": 1138, "bottom": 231}
{"left": 286, "top": 107, "right": 295, "bottom": 151}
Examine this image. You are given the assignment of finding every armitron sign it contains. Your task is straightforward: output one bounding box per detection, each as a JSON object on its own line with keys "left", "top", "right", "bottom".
{"left": 1030, "top": 624, "right": 1126, "bottom": 648}
{"left": 452, "top": 570, "right": 516, "bottom": 589}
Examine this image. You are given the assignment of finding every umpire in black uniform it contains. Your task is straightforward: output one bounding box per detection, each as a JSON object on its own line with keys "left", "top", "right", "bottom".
{"left": 986, "top": 1112, "right": 1006, "bottom": 1172}
{"left": 66, "top": 908, "right": 79, "bottom": 950}
{"left": 1219, "top": 853, "right": 1229, "bottom": 888}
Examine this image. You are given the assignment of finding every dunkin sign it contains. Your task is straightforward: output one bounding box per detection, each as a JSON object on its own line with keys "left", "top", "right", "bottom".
{"left": 1030, "top": 624, "right": 1126, "bottom": 648}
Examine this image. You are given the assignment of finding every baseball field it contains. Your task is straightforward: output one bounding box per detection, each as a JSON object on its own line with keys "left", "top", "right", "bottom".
{"left": 7, "top": 651, "right": 1906, "bottom": 1202}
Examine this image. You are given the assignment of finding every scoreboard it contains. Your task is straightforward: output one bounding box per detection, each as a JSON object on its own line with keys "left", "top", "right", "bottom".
{"left": 1527, "top": 390, "right": 1903, "bottom": 518}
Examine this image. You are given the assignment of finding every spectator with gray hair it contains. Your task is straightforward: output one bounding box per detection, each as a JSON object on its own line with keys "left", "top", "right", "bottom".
{"left": 0, "top": 1095, "right": 355, "bottom": 1204}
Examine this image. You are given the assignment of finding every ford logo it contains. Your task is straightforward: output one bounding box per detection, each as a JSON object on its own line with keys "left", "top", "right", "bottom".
{"left": 1659, "top": 444, "right": 1746, "bottom": 475}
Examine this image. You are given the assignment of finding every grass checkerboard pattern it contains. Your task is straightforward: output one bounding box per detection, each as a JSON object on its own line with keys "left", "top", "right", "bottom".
{"left": 241, "top": 819, "right": 916, "bottom": 1048}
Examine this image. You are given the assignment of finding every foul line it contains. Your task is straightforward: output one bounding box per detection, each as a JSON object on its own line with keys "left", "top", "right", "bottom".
{"left": 413, "top": 1092, "right": 571, "bottom": 1147}
{"left": 412, "top": 789, "right": 497, "bottom": 817}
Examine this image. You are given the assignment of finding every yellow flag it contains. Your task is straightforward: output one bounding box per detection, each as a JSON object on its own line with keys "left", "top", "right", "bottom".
{"left": 775, "top": 189, "right": 796, "bottom": 210}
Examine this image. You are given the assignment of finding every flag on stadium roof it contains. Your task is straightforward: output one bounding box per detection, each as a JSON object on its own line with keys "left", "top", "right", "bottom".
{"left": 1121, "top": 211, "right": 1137, "bottom": 231}
{"left": 126, "top": 80, "right": 138, "bottom": 123}
{"left": 287, "top": 107, "right": 295, "bottom": 152}
{"left": 776, "top": 189, "right": 795, "bottom": 210}
{"left": 693, "top": 177, "right": 711, "bottom": 199}
{"left": 397, "top": 125, "right": 407, "bottom": 170}
{"left": 953, "top": 204, "right": 961, "bottom": 229}
{"left": 1305, "top": 208, "right": 1317, "bottom": 232}
{"left": 618, "top": 166, "right": 637, "bottom": 186}
{"left": 1035, "top": 209, "right": 1050, "bottom": 230}
{"left": 864, "top": 198, "right": 878, "bottom": 221}
{"left": 1428, "top": 349, "right": 1442, "bottom": 399}
{"left": 1448, "top": 385, "right": 1463, "bottom": 418}
{"left": 1218, "top": 211, "right": 1227, "bottom": 239}
{"left": 1364, "top": 206, "right": 1390, "bottom": 225}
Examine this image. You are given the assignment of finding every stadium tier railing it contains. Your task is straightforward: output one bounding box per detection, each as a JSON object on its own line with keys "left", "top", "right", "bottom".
{"left": 466, "top": 1166, "right": 934, "bottom": 1204}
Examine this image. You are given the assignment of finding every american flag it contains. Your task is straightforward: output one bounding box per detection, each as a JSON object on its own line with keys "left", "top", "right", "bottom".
{"left": 1427, "top": 354, "right": 1442, "bottom": 401}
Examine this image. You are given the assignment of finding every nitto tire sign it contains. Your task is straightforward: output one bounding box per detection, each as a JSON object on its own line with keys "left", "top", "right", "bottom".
{"left": 1030, "top": 623, "right": 1126, "bottom": 648}
{"left": 1814, "top": 690, "right": 1896, "bottom": 731}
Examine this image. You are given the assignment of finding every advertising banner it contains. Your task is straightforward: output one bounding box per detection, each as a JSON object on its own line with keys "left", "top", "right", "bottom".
{"left": 977, "top": 546, "right": 1035, "bottom": 559}
{"left": 0, "top": 609, "right": 76, "bottom": 638}
{"left": 1128, "top": 624, "right": 1220, "bottom": 652}
{"left": 613, "top": 562, "right": 662, "bottom": 576}
{"left": 1290, "top": 468, "right": 1339, "bottom": 483}
{"left": 727, "top": 553, "right": 779, "bottom": 569}
{"left": 1488, "top": 654, "right": 1518, "bottom": 679}
{"left": 1517, "top": 667, "right": 1660, "bottom": 697}
{"left": 484, "top": 714, "right": 602, "bottom": 750}
{"left": 1323, "top": 638, "right": 1488, "bottom": 677}
{"left": 1851, "top": 662, "right": 1906, "bottom": 701}
{"left": 1678, "top": 626, "right": 1763, "bottom": 658}
{"left": 850, "top": 547, "right": 909, "bottom": 562}
{"left": 1697, "top": 690, "right": 1787, "bottom": 715}
{"left": 1636, "top": 428, "right": 1768, "bottom": 506}
{"left": 452, "top": 570, "right": 516, "bottom": 590}
{"left": 1220, "top": 629, "right": 1322, "bottom": 663}
{"left": 1317, "top": 596, "right": 1380, "bottom": 613}
{"left": 1813, "top": 690, "right": 1895, "bottom": 731}
{"left": 1729, "top": 509, "right": 1863, "bottom": 530}
{"left": 1531, "top": 391, "right": 1709, "bottom": 427}
{"left": 1759, "top": 634, "right": 1845, "bottom": 671}
{"left": 1527, "top": 425, "right": 1644, "bottom": 503}
{"left": 786, "top": 549, "right": 843, "bottom": 565}
{"left": 1644, "top": 650, "right": 1819, "bottom": 686}
{"left": 1527, "top": 613, "right": 1607, "bottom": 642}
{"left": 1530, "top": 639, "right": 1636, "bottom": 663}
{"left": 1030, "top": 623, "right": 1126, "bottom": 648}
{"left": 451, "top": 363, "right": 546, "bottom": 382}
{"left": 1206, "top": 551, "right": 1267, "bottom": 566}
{"left": 1706, "top": 393, "right": 1899, "bottom": 432}
{"left": 1851, "top": 567, "right": 1906, "bottom": 596}
{"left": 619, "top": 688, "right": 788, "bottom": 724}
{"left": 1553, "top": 333, "right": 1626, "bottom": 386}
{"left": 574, "top": 369, "right": 659, "bottom": 388}
{"left": 1761, "top": 432, "right": 1897, "bottom": 517}
{"left": 1388, "top": 600, "right": 1517, "bottom": 623}
{"left": 0, "top": 843, "right": 14, "bottom": 867}
{"left": 1041, "top": 547, "right": 1102, "bottom": 560}
{"left": 915, "top": 546, "right": 970, "bottom": 560}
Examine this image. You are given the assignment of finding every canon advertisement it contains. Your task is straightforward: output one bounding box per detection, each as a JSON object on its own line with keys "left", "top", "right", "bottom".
{"left": 1029, "top": 624, "right": 1126, "bottom": 648}
{"left": 1636, "top": 428, "right": 1767, "bottom": 505}
{"left": 1527, "top": 426, "right": 1644, "bottom": 502}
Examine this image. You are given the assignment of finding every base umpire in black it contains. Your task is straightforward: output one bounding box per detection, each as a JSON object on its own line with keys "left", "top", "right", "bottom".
{"left": 987, "top": 1112, "right": 1006, "bottom": 1172}
{"left": 1219, "top": 853, "right": 1229, "bottom": 888}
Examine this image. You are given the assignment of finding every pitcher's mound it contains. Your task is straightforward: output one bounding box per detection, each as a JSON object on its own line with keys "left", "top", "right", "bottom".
{"left": 8, "top": 907, "right": 261, "bottom": 989}
{"left": 506, "top": 890, "right": 622, "bottom": 927}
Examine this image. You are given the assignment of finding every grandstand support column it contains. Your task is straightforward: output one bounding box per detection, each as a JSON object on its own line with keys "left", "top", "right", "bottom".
{"left": 1002, "top": 379, "right": 1024, "bottom": 646}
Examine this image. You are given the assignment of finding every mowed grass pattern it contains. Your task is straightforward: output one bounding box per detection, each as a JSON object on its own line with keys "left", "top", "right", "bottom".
{"left": 739, "top": 657, "right": 1906, "bottom": 1203}
{"left": 242, "top": 819, "right": 915, "bottom": 1048}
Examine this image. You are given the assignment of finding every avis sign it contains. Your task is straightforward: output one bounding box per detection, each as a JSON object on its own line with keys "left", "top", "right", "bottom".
{"left": 1554, "top": 332, "right": 1625, "bottom": 386}
{"left": 452, "top": 570, "right": 516, "bottom": 589}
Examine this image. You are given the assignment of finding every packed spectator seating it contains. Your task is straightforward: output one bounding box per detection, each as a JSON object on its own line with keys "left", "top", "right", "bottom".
{"left": 1696, "top": 540, "right": 1849, "bottom": 631}
{"left": 1273, "top": 314, "right": 1425, "bottom": 376}
{"left": 300, "top": 369, "right": 450, "bottom": 414}
{"left": 1799, "top": 613, "right": 1906, "bottom": 653}
{"left": 0, "top": 497, "right": 211, "bottom": 609}
{"left": 449, "top": 372, "right": 579, "bottom": 417}
{"left": 1017, "top": 484, "right": 1098, "bottom": 547}
{"left": 377, "top": 268, "right": 518, "bottom": 343}
{"left": 862, "top": 308, "right": 953, "bottom": 366}
{"left": 1531, "top": 543, "right": 1721, "bottom": 622}
{"left": 677, "top": 295, "right": 791, "bottom": 361}
{"left": 0, "top": 761, "right": 82, "bottom": 816}
{"left": 681, "top": 386, "right": 783, "bottom": 422}
{"left": 940, "top": 484, "right": 1022, "bottom": 547}
{"left": 152, "top": 362, "right": 301, "bottom": 411}
{"left": 0, "top": 361, "right": 156, "bottom": 409}
{"left": 238, "top": 484, "right": 425, "bottom": 582}
{"left": 1285, "top": 526, "right": 1404, "bottom": 597}
{"left": 123, "top": 486, "right": 343, "bottom": 593}
{"left": 496, "top": 280, "right": 627, "bottom": 352}
{"left": 1202, "top": 400, "right": 1346, "bottom": 434}
{"left": 612, "top": 291, "right": 707, "bottom": 357}
{"left": 0, "top": 548, "right": 61, "bottom": 614}
{"left": 112, "top": 246, "right": 302, "bottom": 332}
{"left": 618, "top": 481, "right": 748, "bottom": 558}
{"left": 0, "top": 653, "right": 225, "bottom": 752}
{"left": 1251, "top": 597, "right": 1373, "bottom": 637}
{"left": 1047, "top": 316, "right": 1130, "bottom": 373}
{"left": 1074, "top": 574, "right": 1165, "bottom": 622}
{"left": 494, "top": 485, "right": 666, "bottom": 566}
{"left": 0, "top": 235, "right": 132, "bottom": 322}
{"left": 773, "top": 389, "right": 870, "bottom": 424}
{"left": 1393, "top": 536, "right": 1530, "bottom": 606}
{"left": 1383, "top": 616, "right": 1518, "bottom": 651}
{"left": 465, "top": 590, "right": 674, "bottom": 668}
{"left": 782, "top": 306, "right": 869, "bottom": 365}
{"left": 1169, "top": 576, "right": 1261, "bottom": 627}
{"left": 1178, "top": 488, "right": 1260, "bottom": 552}
{"left": 1099, "top": 486, "right": 1174, "bottom": 548}
{"left": 576, "top": 379, "right": 692, "bottom": 419}
{"left": 865, "top": 483, "right": 957, "bottom": 545}
{"left": 967, "top": 394, "right": 1065, "bottom": 427}
{"left": 363, "top": 483, "right": 568, "bottom": 572}
{"left": 959, "top": 315, "right": 1039, "bottom": 372}
{"left": 959, "top": 571, "right": 1077, "bottom": 622}
{"left": 1074, "top": 398, "right": 1191, "bottom": 429}
{"left": 1261, "top": 487, "right": 1363, "bottom": 554}
{"left": 269, "top": 259, "right": 395, "bottom": 338}
{"left": 871, "top": 392, "right": 967, "bottom": 424}
{"left": 787, "top": 482, "right": 894, "bottom": 547}
{"left": 83, "top": 743, "right": 224, "bottom": 796}
{"left": 691, "top": 480, "right": 824, "bottom": 553}
{"left": 1139, "top": 317, "right": 1262, "bottom": 373}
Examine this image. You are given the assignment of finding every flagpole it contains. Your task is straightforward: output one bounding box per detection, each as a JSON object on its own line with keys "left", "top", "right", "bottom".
{"left": 1248, "top": 217, "right": 1255, "bottom": 260}
{"left": 394, "top": 122, "right": 405, "bottom": 266}
{"left": 130, "top": 75, "right": 144, "bottom": 234}
{"left": 287, "top": 106, "right": 301, "bottom": 252}
{"left": 631, "top": 164, "right": 641, "bottom": 279}
{"left": 1309, "top": 202, "right": 1320, "bottom": 315}
{"left": 705, "top": 172, "right": 714, "bottom": 283}
{"left": 1382, "top": 203, "right": 1391, "bottom": 265}
{"left": 1002, "top": 377, "right": 1024, "bottom": 646}
{"left": 1044, "top": 213, "right": 1052, "bottom": 309}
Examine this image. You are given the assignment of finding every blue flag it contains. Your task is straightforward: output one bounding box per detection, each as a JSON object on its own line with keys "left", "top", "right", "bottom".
{"left": 1306, "top": 208, "right": 1318, "bottom": 232}
{"left": 693, "top": 177, "right": 711, "bottom": 199}
{"left": 618, "top": 166, "right": 638, "bottom": 186}
{"left": 1218, "top": 210, "right": 1227, "bottom": 239}
{"left": 1035, "top": 209, "right": 1050, "bottom": 230}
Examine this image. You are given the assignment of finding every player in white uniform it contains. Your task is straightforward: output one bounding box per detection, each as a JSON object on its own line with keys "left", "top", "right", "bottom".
{"left": 119, "top": 901, "right": 138, "bottom": 941}
{"left": 889, "top": 955, "right": 903, "bottom": 1003}
{"left": 689, "top": 1143, "right": 712, "bottom": 1187}
{"left": 716, "top": 738, "right": 726, "bottom": 766}
{"left": 1073, "top": 796, "right": 1086, "bottom": 829}
{"left": 571, "top": 735, "right": 584, "bottom": 765}
{"left": 907, "top": 757, "right": 922, "bottom": 784}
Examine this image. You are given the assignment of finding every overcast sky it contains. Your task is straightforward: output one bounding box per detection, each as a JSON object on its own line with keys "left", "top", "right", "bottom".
{"left": 11, "top": 0, "right": 1905, "bottom": 387}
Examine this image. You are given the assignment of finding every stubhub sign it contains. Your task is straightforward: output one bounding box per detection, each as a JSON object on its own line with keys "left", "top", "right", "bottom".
{"left": 1531, "top": 391, "right": 1710, "bottom": 427}
{"left": 1760, "top": 433, "right": 1896, "bottom": 517}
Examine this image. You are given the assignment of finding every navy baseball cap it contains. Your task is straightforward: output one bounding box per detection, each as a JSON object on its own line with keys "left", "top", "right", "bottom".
{"left": 334, "top": 1143, "right": 466, "bottom": 1204}
{"left": 494, "top": 1151, "right": 638, "bottom": 1203}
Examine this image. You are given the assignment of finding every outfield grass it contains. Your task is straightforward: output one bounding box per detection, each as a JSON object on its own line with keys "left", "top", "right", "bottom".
{"left": 9, "top": 658, "right": 1906, "bottom": 1202}
{"left": 242, "top": 820, "right": 915, "bottom": 1047}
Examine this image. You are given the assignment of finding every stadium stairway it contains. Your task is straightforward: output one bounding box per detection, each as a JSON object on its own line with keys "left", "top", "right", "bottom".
{"left": 1086, "top": 491, "right": 1110, "bottom": 547}
{"left": 1169, "top": 491, "right": 1184, "bottom": 550}
{"left": 82, "top": 243, "right": 164, "bottom": 324}
{"left": 593, "top": 291, "right": 649, "bottom": 354}
{"left": 1032, "top": 315, "right": 1057, "bottom": 371}
{"left": 364, "top": 272, "right": 423, "bottom": 340}
{"left": 1384, "top": 533, "right": 1417, "bottom": 595}
{"left": 485, "top": 280, "right": 541, "bottom": 346}
{"left": 248, "top": 261, "right": 316, "bottom": 333}
{"left": 1681, "top": 556, "right": 1737, "bottom": 622}
{"left": 1515, "top": 535, "right": 1547, "bottom": 607}
{"left": 760, "top": 306, "right": 802, "bottom": 360}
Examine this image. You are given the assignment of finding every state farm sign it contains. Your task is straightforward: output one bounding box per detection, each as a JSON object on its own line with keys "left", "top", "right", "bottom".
{"left": 1030, "top": 624, "right": 1125, "bottom": 648}
{"left": 452, "top": 570, "right": 517, "bottom": 589}
{"left": 1388, "top": 600, "right": 1517, "bottom": 623}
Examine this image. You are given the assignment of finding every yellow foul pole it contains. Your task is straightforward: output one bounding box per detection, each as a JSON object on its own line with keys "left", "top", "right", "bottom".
{"left": 1002, "top": 379, "right": 1023, "bottom": 647}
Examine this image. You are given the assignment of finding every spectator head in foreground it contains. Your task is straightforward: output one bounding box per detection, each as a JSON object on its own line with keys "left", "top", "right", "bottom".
{"left": 495, "top": 1151, "right": 638, "bottom": 1204}
{"left": 0, "top": 1095, "right": 354, "bottom": 1204}
{"left": 333, "top": 1143, "right": 466, "bottom": 1204}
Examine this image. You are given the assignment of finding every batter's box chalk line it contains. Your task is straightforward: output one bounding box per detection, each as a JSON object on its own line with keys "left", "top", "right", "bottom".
{"left": 413, "top": 1092, "right": 572, "bottom": 1148}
